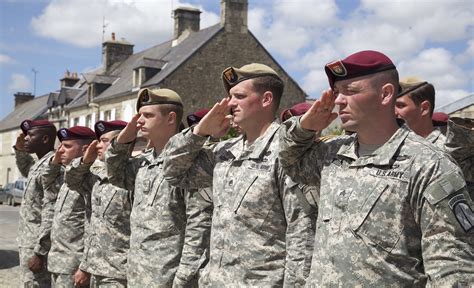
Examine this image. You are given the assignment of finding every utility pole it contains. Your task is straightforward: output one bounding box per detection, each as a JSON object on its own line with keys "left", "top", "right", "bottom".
{"left": 31, "top": 68, "right": 38, "bottom": 96}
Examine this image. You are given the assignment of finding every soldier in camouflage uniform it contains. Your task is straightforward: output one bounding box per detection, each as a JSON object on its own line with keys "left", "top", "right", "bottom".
{"left": 279, "top": 50, "right": 474, "bottom": 287}
{"left": 445, "top": 117, "right": 474, "bottom": 195}
{"left": 162, "top": 64, "right": 315, "bottom": 287}
{"left": 63, "top": 120, "right": 130, "bottom": 287}
{"left": 105, "top": 88, "right": 212, "bottom": 287}
{"left": 395, "top": 77, "right": 446, "bottom": 148}
{"left": 43, "top": 126, "right": 96, "bottom": 287}
{"left": 14, "top": 120, "right": 58, "bottom": 287}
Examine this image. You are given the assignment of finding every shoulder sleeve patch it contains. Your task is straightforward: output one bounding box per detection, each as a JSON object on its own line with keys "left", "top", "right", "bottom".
{"left": 424, "top": 171, "right": 466, "bottom": 205}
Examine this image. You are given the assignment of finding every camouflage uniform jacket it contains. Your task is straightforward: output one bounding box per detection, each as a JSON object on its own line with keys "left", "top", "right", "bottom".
{"left": 426, "top": 127, "right": 447, "bottom": 150}
{"left": 279, "top": 117, "right": 474, "bottom": 287}
{"left": 445, "top": 118, "right": 474, "bottom": 195}
{"left": 31, "top": 156, "right": 64, "bottom": 257}
{"left": 162, "top": 121, "right": 315, "bottom": 287}
{"left": 15, "top": 150, "right": 56, "bottom": 250}
{"left": 65, "top": 159, "right": 131, "bottom": 279}
{"left": 105, "top": 139, "right": 212, "bottom": 287}
{"left": 42, "top": 160, "right": 92, "bottom": 274}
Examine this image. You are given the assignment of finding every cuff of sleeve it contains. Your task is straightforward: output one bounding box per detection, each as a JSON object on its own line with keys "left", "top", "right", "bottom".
{"left": 184, "top": 127, "right": 208, "bottom": 147}
{"left": 287, "top": 116, "right": 320, "bottom": 140}
{"left": 33, "top": 245, "right": 48, "bottom": 256}
{"left": 111, "top": 137, "right": 133, "bottom": 153}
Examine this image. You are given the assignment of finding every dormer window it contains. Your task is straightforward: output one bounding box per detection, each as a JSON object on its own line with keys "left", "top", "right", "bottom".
{"left": 133, "top": 58, "right": 166, "bottom": 88}
{"left": 83, "top": 74, "right": 119, "bottom": 102}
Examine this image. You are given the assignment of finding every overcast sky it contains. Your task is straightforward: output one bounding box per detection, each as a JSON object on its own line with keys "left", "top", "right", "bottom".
{"left": 1, "top": 0, "right": 473, "bottom": 118}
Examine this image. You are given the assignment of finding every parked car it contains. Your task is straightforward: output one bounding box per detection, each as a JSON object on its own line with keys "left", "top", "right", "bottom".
{"left": 6, "top": 178, "right": 26, "bottom": 206}
{"left": 0, "top": 186, "right": 8, "bottom": 204}
{"left": 3, "top": 183, "right": 14, "bottom": 205}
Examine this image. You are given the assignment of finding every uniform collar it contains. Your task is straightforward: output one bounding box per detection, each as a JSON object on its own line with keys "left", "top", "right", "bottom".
{"left": 338, "top": 124, "right": 410, "bottom": 167}
{"left": 229, "top": 120, "right": 280, "bottom": 161}
{"left": 426, "top": 127, "right": 443, "bottom": 144}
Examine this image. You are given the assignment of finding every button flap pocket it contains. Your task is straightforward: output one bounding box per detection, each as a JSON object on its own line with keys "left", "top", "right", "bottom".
{"left": 232, "top": 175, "right": 258, "bottom": 212}
{"left": 350, "top": 183, "right": 388, "bottom": 231}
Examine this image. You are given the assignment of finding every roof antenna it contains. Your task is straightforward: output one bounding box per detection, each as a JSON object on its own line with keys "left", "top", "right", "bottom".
{"left": 171, "top": 0, "right": 174, "bottom": 18}
{"left": 31, "top": 68, "right": 38, "bottom": 96}
{"left": 102, "top": 0, "right": 109, "bottom": 43}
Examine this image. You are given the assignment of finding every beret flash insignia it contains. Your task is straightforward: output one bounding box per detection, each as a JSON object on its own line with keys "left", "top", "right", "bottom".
{"left": 327, "top": 60, "right": 347, "bottom": 76}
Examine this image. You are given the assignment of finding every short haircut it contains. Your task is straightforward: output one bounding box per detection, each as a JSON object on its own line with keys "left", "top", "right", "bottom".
{"left": 406, "top": 83, "right": 436, "bottom": 116}
{"left": 251, "top": 76, "right": 285, "bottom": 111}
{"left": 157, "top": 104, "right": 184, "bottom": 131}
{"left": 371, "top": 69, "right": 400, "bottom": 103}
{"left": 78, "top": 138, "right": 94, "bottom": 146}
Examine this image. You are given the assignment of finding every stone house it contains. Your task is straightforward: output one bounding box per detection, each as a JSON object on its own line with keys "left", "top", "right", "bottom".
{"left": 59, "top": 0, "right": 307, "bottom": 128}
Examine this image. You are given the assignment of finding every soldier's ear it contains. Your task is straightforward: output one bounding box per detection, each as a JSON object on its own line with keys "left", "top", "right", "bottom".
{"left": 381, "top": 83, "right": 395, "bottom": 105}
{"left": 262, "top": 91, "right": 273, "bottom": 108}
{"left": 42, "top": 134, "right": 50, "bottom": 144}
{"left": 420, "top": 100, "right": 431, "bottom": 117}
{"left": 167, "top": 111, "right": 177, "bottom": 125}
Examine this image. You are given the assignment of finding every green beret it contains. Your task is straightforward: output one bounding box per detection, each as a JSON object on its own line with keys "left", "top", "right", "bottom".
{"left": 136, "top": 88, "right": 183, "bottom": 112}
{"left": 222, "top": 63, "right": 281, "bottom": 94}
{"left": 398, "top": 76, "right": 428, "bottom": 98}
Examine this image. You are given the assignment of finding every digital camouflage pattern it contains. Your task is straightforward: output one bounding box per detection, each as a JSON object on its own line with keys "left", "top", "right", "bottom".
{"left": 42, "top": 160, "right": 92, "bottom": 275}
{"left": 15, "top": 150, "right": 56, "bottom": 287}
{"left": 162, "top": 121, "right": 315, "bottom": 287}
{"left": 105, "top": 139, "right": 212, "bottom": 287}
{"left": 65, "top": 159, "right": 131, "bottom": 281}
{"left": 33, "top": 159, "right": 64, "bottom": 257}
{"left": 279, "top": 117, "right": 474, "bottom": 287}
{"left": 445, "top": 117, "right": 474, "bottom": 195}
{"left": 425, "top": 127, "right": 447, "bottom": 150}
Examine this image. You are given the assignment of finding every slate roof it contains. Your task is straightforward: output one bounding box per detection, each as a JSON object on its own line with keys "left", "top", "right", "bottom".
{"left": 66, "top": 24, "right": 223, "bottom": 110}
{"left": 0, "top": 94, "right": 50, "bottom": 132}
{"left": 436, "top": 94, "right": 474, "bottom": 114}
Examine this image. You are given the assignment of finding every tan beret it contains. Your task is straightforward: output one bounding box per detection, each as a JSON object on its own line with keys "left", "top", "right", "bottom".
{"left": 136, "top": 88, "right": 183, "bottom": 112}
{"left": 222, "top": 63, "right": 281, "bottom": 93}
{"left": 398, "top": 76, "right": 428, "bottom": 98}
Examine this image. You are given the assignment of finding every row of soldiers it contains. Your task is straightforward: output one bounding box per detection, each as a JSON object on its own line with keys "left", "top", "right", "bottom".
{"left": 14, "top": 50, "right": 473, "bottom": 287}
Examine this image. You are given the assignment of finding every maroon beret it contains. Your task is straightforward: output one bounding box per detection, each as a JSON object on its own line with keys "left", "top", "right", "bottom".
{"left": 20, "top": 119, "right": 55, "bottom": 135}
{"left": 57, "top": 126, "right": 95, "bottom": 142}
{"left": 186, "top": 108, "right": 210, "bottom": 127}
{"left": 432, "top": 112, "right": 449, "bottom": 126}
{"left": 325, "top": 50, "right": 396, "bottom": 88}
{"left": 280, "top": 102, "right": 312, "bottom": 121}
{"left": 94, "top": 120, "right": 127, "bottom": 139}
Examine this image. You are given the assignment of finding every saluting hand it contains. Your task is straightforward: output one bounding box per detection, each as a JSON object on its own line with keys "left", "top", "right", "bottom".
{"left": 300, "top": 90, "right": 338, "bottom": 131}
{"left": 194, "top": 98, "right": 231, "bottom": 138}
{"left": 15, "top": 133, "right": 26, "bottom": 151}
{"left": 51, "top": 144, "right": 64, "bottom": 165}
{"left": 117, "top": 113, "right": 141, "bottom": 144}
{"left": 82, "top": 140, "right": 99, "bottom": 164}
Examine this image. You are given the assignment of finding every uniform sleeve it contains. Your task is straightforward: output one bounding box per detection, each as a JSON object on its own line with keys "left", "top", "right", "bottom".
{"left": 105, "top": 138, "right": 137, "bottom": 191}
{"left": 173, "top": 188, "right": 213, "bottom": 287}
{"left": 65, "top": 157, "right": 94, "bottom": 191}
{"left": 34, "top": 162, "right": 63, "bottom": 256}
{"left": 279, "top": 173, "right": 317, "bottom": 287}
{"left": 278, "top": 117, "right": 326, "bottom": 187}
{"left": 416, "top": 159, "right": 474, "bottom": 287}
{"left": 162, "top": 128, "right": 215, "bottom": 189}
{"left": 15, "top": 149, "right": 35, "bottom": 178}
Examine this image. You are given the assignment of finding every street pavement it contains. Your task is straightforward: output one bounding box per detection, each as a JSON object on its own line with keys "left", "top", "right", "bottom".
{"left": 0, "top": 204, "right": 20, "bottom": 288}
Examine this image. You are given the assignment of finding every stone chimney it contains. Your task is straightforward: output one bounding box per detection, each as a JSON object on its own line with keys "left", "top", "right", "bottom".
{"left": 60, "top": 71, "right": 80, "bottom": 88}
{"left": 220, "top": 0, "right": 248, "bottom": 33}
{"left": 174, "top": 7, "right": 201, "bottom": 39}
{"left": 102, "top": 32, "right": 134, "bottom": 72}
{"left": 14, "top": 92, "right": 34, "bottom": 108}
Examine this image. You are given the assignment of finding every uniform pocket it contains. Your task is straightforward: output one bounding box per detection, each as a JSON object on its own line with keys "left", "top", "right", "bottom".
{"left": 350, "top": 183, "right": 407, "bottom": 252}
